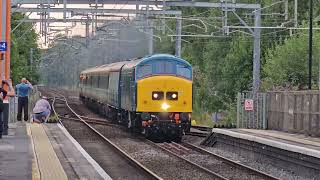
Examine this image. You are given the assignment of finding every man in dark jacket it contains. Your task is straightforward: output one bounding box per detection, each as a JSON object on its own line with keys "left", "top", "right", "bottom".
{"left": 0, "top": 81, "right": 8, "bottom": 139}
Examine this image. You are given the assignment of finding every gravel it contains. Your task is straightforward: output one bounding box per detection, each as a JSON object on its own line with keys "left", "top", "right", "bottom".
{"left": 184, "top": 137, "right": 315, "bottom": 180}
{"left": 91, "top": 124, "right": 220, "bottom": 180}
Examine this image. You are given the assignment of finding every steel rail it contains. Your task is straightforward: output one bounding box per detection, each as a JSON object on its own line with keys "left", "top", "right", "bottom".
{"left": 182, "top": 142, "right": 280, "bottom": 180}
{"left": 191, "top": 125, "right": 212, "bottom": 132}
{"left": 185, "top": 131, "right": 208, "bottom": 137}
{"left": 48, "top": 89, "right": 162, "bottom": 180}
{"left": 145, "top": 140, "right": 227, "bottom": 180}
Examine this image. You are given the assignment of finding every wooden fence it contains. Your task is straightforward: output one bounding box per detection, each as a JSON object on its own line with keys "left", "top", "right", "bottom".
{"left": 267, "top": 91, "right": 320, "bottom": 136}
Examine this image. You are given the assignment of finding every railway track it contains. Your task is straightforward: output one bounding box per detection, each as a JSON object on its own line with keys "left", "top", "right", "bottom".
{"left": 41, "top": 87, "right": 280, "bottom": 180}
{"left": 46, "top": 89, "right": 161, "bottom": 180}
{"left": 185, "top": 131, "right": 209, "bottom": 137}
{"left": 151, "top": 140, "right": 280, "bottom": 180}
{"left": 41, "top": 88, "right": 224, "bottom": 179}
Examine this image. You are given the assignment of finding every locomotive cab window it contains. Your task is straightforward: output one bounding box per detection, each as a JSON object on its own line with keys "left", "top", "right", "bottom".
{"left": 154, "top": 61, "right": 174, "bottom": 74}
{"left": 137, "top": 64, "right": 152, "bottom": 79}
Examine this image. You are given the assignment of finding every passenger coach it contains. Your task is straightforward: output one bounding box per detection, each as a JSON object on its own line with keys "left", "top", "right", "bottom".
{"left": 79, "top": 54, "right": 192, "bottom": 141}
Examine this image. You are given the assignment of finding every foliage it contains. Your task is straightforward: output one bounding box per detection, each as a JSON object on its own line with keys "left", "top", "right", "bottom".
{"left": 11, "top": 13, "right": 40, "bottom": 84}
{"left": 264, "top": 31, "right": 320, "bottom": 89}
{"left": 154, "top": 1, "right": 320, "bottom": 125}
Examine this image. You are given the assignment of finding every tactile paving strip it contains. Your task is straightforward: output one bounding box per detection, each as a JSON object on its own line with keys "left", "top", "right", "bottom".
{"left": 30, "top": 123, "right": 68, "bottom": 180}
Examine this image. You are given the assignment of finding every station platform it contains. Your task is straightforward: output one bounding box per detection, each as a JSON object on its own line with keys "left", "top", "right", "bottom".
{"left": 0, "top": 122, "right": 111, "bottom": 180}
{"left": 206, "top": 128, "right": 320, "bottom": 178}
{"left": 212, "top": 128, "right": 320, "bottom": 158}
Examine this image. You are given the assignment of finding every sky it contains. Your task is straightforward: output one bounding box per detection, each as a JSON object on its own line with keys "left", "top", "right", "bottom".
{"left": 21, "top": 3, "right": 147, "bottom": 48}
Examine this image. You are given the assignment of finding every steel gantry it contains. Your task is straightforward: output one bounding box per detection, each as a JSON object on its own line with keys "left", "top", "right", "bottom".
{"left": 12, "top": 0, "right": 264, "bottom": 92}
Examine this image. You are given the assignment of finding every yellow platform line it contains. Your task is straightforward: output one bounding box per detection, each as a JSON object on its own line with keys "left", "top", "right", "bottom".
{"left": 29, "top": 123, "right": 68, "bottom": 180}
{"left": 27, "top": 123, "right": 41, "bottom": 180}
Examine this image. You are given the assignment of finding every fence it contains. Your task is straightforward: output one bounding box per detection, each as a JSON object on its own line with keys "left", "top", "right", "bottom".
{"left": 267, "top": 91, "right": 320, "bottom": 136}
{"left": 236, "top": 92, "right": 267, "bottom": 129}
{"left": 237, "top": 91, "right": 320, "bottom": 137}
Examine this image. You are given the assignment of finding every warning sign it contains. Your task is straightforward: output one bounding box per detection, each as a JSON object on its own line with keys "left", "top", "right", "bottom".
{"left": 244, "top": 99, "right": 254, "bottom": 111}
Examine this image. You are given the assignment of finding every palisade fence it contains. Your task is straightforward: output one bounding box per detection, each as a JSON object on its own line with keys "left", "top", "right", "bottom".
{"left": 236, "top": 92, "right": 267, "bottom": 129}
{"left": 237, "top": 91, "right": 320, "bottom": 136}
{"left": 268, "top": 91, "right": 320, "bottom": 136}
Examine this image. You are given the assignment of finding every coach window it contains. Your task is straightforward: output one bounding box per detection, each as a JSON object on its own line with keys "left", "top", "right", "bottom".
{"left": 137, "top": 64, "right": 152, "bottom": 79}
{"left": 177, "top": 64, "right": 192, "bottom": 79}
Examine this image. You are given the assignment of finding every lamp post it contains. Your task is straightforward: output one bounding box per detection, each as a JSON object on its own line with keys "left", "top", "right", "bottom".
{"left": 308, "top": 0, "right": 313, "bottom": 90}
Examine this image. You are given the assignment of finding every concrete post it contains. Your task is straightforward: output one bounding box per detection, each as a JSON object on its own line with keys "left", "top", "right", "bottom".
{"left": 175, "top": 17, "right": 182, "bottom": 57}
{"left": 148, "top": 21, "right": 153, "bottom": 55}
{"left": 252, "top": 9, "right": 261, "bottom": 94}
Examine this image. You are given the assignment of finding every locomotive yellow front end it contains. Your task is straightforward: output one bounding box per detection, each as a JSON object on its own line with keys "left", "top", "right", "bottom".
{"left": 136, "top": 76, "right": 192, "bottom": 113}
{"left": 135, "top": 55, "right": 192, "bottom": 141}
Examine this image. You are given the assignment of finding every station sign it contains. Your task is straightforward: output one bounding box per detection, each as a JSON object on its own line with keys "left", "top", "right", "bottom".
{"left": 244, "top": 99, "right": 254, "bottom": 111}
{"left": 0, "top": 42, "right": 7, "bottom": 52}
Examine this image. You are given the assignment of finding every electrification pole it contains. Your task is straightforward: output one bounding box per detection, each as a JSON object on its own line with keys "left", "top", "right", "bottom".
{"left": 308, "top": 0, "right": 313, "bottom": 90}
{"left": 175, "top": 17, "right": 182, "bottom": 57}
{"left": 253, "top": 9, "right": 261, "bottom": 94}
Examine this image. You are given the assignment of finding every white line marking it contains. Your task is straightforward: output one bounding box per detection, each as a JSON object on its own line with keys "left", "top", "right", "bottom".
{"left": 57, "top": 123, "right": 112, "bottom": 180}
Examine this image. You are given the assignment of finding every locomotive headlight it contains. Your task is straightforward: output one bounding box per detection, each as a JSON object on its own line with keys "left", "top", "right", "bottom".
{"left": 153, "top": 93, "right": 159, "bottom": 99}
{"left": 152, "top": 91, "right": 163, "bottom": 100}
{"left": 166, "top": 92, "right": 178, "bottom": 100}
{"left": 161, "top": 102, "right": 170, "bottom": 111}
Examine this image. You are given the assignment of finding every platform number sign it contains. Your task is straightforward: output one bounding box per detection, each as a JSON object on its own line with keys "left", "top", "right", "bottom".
{"left": 0, "top": 42, "right": 7, "bottom": 52}
{"left": 244, "top": 99, "right": 254, "bottom": 111}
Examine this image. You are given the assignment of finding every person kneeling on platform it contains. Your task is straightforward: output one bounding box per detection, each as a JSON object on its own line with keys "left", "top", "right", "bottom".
{"left": 32, "top": 96, "right": 51, "bottom": 123}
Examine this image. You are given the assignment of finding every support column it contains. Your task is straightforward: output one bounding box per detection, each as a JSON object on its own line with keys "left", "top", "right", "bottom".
{"left": 252, "top": 9, "right": 261, "bottom": 94}
{"left": 148, "top": 21, "right": 153, "bottom": 55}
{"left": 63, "top": 0, "right": 67, "bottom": 22}
{"left": 30, "top": 48, "right": 33, "bottom": 70}
{"left": 175, "top": 17, "right": 182, "bottom": 57}
{"left": 85, "top": 18, "right": 89, "bottom": 48}
{"left": 294, "top": 0, "right": 298, "bottom": 27}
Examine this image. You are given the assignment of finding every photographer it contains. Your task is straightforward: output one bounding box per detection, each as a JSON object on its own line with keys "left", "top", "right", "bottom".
{"left": 32, "top": 96, "right": 51, "bottom": 123}
{"left": 15, "top": 78, "right": 33, "bottom": 122}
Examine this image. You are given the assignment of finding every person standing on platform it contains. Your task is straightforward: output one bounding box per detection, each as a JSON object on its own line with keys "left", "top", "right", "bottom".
{"left": 16, "top": 78, "right": 33, "bottom": 122}
{"left": 0, "top": 81, "right": 8, "bottom": 139}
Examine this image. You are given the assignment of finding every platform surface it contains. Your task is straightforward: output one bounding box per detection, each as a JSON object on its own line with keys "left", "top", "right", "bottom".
{"left": 29, "top": 123, "right": 68, "bottom": 180}
{"left": 0, "top": 122, "right": 32, "bottom": 180}
{"left": 44, "top": 123, "right": 108, "bottom": 180}
{"left": 0, "top": 122, "right": 110, "bottom": 180}
{"left": 212, "top": 128, "right": 320, "bottom": 158}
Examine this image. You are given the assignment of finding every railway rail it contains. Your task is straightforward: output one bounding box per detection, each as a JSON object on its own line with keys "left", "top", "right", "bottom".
{"left": 40, "top": 87, "right": 280, "bottom": 180}
{"left": 150, "top": 139, "right": 280, "bottom": 180}
{"left": 46, "top": 89, "right": 162, "bottom": 180}
{"left": 41, "top": 88, "right": 223, "bottom": 179}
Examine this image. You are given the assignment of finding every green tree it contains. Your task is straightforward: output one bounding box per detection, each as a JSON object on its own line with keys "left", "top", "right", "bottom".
{"left": 263, "top": 31, "right": 320, "bottom": 89}
{"left": 11, "top": 12, "right": 40, "bottom": 84}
